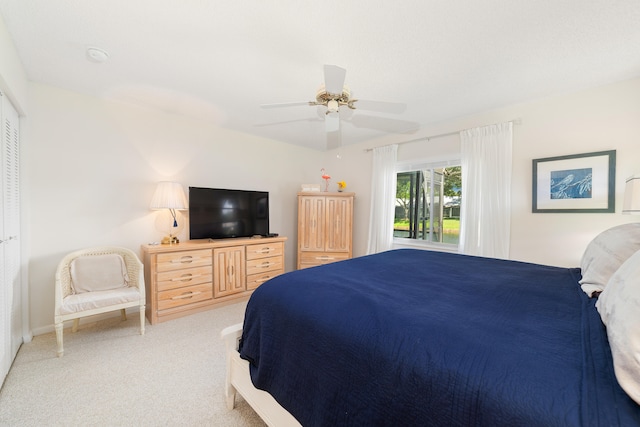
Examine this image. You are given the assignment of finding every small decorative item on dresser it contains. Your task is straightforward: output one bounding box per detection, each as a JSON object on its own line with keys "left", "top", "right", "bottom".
{"left": 301, "top": 184, "right": 321, "bottom": 192}
{"left": 321, "top": 168, "right": 331, "bottom": 192}
{"left": 337, "top": 181, "right": 347, "bottom": 192}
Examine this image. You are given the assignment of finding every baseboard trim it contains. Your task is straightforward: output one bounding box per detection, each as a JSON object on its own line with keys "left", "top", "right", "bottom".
{"left": 31, "top": 307, "right": 143, "bottom": 336}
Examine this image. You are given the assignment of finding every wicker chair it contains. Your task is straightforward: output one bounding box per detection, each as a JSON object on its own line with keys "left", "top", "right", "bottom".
{"left": 54, "top": 246, "right": 146, "bottom": 357}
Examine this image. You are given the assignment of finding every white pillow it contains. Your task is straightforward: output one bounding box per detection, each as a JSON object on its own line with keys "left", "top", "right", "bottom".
{"left": 596, "top": 249, "right": 640, "bottom": 404}
{"left": 70, "top": 253, "right": 129, "bottom": 294}
{"left": 579, "top": 223, "right": 640, "bottom": 296}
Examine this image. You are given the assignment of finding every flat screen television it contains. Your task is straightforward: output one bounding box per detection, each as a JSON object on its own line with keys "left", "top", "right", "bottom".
{"left": 189, "top": 187, "right": 269, "bottom": 240}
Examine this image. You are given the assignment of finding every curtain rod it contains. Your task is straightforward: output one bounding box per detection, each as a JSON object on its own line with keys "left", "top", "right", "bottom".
{"left": 363, "top": 118, "right": 522, "bottom": 152}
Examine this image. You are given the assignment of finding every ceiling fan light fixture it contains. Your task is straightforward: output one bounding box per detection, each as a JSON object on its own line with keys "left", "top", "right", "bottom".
{"left": 327, "top": 99, "right": 340, "bottom": 114}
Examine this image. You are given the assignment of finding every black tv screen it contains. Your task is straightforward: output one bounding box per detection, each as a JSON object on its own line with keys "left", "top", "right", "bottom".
{"left": 189, "top": 187, "right": 269, "bottom": 240}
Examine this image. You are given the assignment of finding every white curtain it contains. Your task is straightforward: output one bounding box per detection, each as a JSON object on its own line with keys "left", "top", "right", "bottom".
{"left": 459, "top": 122, "right": 513, "bottom": 258}
{"left": 367, "top": 144, "right": 398, "bottom": 254}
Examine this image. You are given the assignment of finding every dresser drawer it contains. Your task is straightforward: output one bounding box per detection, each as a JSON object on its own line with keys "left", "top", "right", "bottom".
{"left": 156, "top": 249, "right": 212, "bottom": 272}
{"left": 156, "top": 266, "right": 212, "bottom": 292}
{"left": 247, "top": 270, "right": 284, "bottom": 290}
{"left": 299, "top": 251, "right": 350, "bottom": 269}
{"left": 246, "top": 242, "right": 284, "bottom": 260}
{"left": 246, "top": 255, "right": 283, "bottom": 275}
{"left": 157, "top": 283, "right": 213, "bottom": 310}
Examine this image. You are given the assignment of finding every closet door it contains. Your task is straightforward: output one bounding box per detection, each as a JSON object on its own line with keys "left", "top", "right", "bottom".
{"left": 0, "top": 91, "right": 21, "bottom": 384}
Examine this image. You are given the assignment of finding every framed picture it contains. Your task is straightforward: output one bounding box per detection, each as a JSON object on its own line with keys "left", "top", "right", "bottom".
{"left": 532, "top": 150, "right": 616, "bottom": 213}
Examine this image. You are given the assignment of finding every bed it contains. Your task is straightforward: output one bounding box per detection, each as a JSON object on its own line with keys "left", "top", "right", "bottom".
{"left": 222, "top": 233, "right": 640, "bottom": 426}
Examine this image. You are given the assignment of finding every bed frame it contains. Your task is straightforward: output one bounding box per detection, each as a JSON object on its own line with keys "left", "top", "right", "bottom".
{"left": 221, "top": 324, "right": 301, "bottom": 427}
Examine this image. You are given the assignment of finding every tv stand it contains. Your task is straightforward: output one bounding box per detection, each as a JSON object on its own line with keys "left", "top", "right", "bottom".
{"left": 141, "top": 236, "right": 286, "bottom": 324}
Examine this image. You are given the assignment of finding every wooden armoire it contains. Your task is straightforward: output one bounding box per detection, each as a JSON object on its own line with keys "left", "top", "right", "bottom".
{"left": 297, "top": 191, "right": 354, "bottom": 269}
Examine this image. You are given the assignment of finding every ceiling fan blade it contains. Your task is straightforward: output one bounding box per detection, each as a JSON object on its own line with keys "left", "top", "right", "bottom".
{"left": 351, "top": 99, "right": 407, "bottom": 114}
{"left": 260, "top": 101, "right": 312, "bottom": 109}
{"left": 324, "top": 65, "right": 347, "bottom": 95}
{"left": 254, "top": 117, "right": 322, "bottom": 127}
{"left": 326, "top": 128, "right": 342, "bottom": 150}
{"left": 349, "top": 114, "right": 420, "bottom": 133}
{"left": 325, "top": 112, "right": 340, "bottom": 133}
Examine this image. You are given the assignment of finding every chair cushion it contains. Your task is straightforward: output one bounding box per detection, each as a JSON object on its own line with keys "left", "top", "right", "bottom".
{"left": 59, "top": 287, "right": 142, "bottom": 315}
{"left": 70, "top": 253, "right": 129, "bottom": 294}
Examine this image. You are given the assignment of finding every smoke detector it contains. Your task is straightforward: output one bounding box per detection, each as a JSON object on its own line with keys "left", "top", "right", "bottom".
{"left": 86, "top": 47, "right": 109, "bottom": 63}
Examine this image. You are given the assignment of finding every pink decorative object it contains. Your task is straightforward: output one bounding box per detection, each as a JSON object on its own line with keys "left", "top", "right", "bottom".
{"left": 321, "top": 168, "right": 331, "bottom": 192}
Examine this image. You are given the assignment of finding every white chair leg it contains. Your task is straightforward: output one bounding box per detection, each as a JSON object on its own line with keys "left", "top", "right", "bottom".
{"left": 139, "top": 306, "right": 145, "bottom": 335}
{"left": 120, "top": 308, "right": 127, "bottom": 321}
{"left": 72, "top": 318, "right": 79, "bottom": 333}
{"left": 55, "top": 322, "right": 64, "bottom": 357}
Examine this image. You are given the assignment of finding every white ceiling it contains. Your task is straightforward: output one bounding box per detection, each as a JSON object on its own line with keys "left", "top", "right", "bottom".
{"left": 2, "top": 1, "right": 640, "bottom": 151}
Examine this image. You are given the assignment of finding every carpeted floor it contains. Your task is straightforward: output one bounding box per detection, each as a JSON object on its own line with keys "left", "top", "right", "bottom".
{"left": 0, "top": 300, "right": 266, "bottom": 426}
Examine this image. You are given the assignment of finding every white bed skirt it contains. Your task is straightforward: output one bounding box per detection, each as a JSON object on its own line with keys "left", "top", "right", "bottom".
{"left": 221, "top": 323, "right": 301, "bottom": 427}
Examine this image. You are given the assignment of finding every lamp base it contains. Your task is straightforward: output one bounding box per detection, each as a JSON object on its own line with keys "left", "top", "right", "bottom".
{"left": 161, "top": 235, "right": 180, "bottom": 245}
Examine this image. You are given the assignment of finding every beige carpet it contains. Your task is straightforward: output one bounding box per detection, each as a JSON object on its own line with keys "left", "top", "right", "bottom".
{"left": 0, "top": 300, "right": 266, "bottom": 426}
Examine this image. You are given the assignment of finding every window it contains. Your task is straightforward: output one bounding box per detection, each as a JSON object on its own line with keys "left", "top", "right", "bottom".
{"left": 394, "top": 163, "right": 461, "bottom": 246}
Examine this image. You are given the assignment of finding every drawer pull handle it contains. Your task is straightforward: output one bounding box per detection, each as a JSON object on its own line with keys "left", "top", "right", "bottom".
{"left": 256, "top": 276, "right": 271, "bottom": 284}
{"left": 171, "top": 274, "right": 201, "bottom": 282}
{"left": 259, "top": 261, "right": 274, "bottom": 268}
{"left": 317, "top": 256, "right": 335, "bottom": 261}
{"left": 171, "top": 256, "right": 196, "bottom": 264}
{"left": 255, "top": 248, "right": 273, "bottom": 254}
{"left": 171, "top": 291, "right": 202, "bottom": 300}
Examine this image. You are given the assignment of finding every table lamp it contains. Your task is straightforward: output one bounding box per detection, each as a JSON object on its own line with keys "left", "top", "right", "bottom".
{"left": 622, "top": 175, "right": 640, "bottom": 214}
{"left": 150, "top": 181, "right": 188, "bottom": 244}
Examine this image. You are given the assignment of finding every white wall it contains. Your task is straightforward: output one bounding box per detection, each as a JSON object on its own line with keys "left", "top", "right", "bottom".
{"left": 26, "top": 83, "right": 319, "bottom": 334}
{"left": 0, "top": 13, "right": 27, "bottom": 113}
{"left": 322, "top": 77, "right": 640, "bottom": 268}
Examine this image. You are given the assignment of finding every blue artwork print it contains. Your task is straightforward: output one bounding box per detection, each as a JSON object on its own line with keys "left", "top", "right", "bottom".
{"left": 550, "top": 168, "right": 592, "bottom": 199}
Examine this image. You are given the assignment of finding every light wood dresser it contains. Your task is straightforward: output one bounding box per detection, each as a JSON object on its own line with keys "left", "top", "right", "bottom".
{"left": 297, "top": 191, "right": 354, "bottom": 269}
{"left": 141, "top": 236, "right": 286, "bottom": 324}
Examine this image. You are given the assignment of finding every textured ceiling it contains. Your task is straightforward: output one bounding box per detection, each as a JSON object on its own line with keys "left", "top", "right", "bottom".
{"left": 2, "top": 1, "right": 640, "bottom": 150}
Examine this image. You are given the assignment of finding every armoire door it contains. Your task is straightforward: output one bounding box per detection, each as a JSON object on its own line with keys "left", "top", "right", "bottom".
{"left": 298, "top": 195, "right": 326, "bottom": 252}
{"left": 324, "top": 196, "right": 353, "bottom": 253}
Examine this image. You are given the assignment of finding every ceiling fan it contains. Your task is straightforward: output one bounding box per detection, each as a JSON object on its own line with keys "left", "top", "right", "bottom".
{"left": 260, "top": 65, "right": 416, "bottom": 144}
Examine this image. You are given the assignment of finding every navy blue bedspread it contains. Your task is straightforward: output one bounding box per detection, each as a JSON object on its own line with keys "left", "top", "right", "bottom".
{"left": 239, "top": 249, "right": 640, "bottom": 426}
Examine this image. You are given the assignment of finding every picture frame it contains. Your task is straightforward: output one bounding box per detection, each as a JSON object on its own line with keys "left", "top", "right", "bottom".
{"left": 532, "top": 150, "right": 616, "bottom": 213}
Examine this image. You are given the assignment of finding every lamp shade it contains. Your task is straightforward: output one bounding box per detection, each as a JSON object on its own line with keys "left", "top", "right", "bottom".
{"left": 622, "top": 175, "right": 640, "bottom": 214}
{"left": 149, "top": 181, "right": 188, "bottom": 210}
